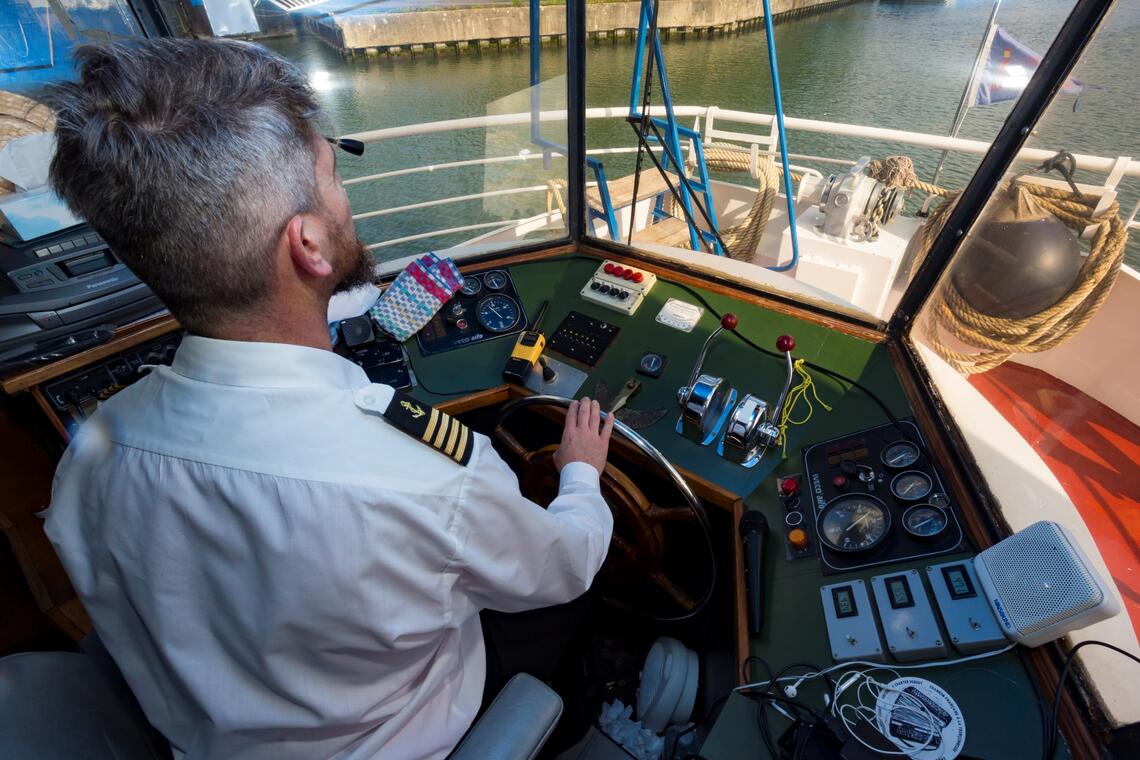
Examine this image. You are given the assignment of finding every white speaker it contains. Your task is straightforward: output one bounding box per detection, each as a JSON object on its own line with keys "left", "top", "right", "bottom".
{"left": 974, "top": 521, "right": 1120, "bottom": 647}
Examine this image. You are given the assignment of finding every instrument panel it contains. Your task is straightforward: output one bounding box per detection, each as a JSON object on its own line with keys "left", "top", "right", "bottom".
{"left": 415, "top": 269, "right": 530, "bottom": 355}
{"left": 802, "top": 420, "right": 968, "bottom": 575}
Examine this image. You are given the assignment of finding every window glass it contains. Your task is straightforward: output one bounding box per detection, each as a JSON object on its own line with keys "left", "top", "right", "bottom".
{"left": 583, "top": 0, "right": 1092, "bottom": 324}
{"left": 0, "top": 1, "right": 570, "bottom": 268}
{"left": 908, "top": 2, "right": 1138, "bottom": 723}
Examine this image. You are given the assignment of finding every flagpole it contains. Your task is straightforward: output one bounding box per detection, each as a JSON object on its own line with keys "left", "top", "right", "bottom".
{"left": 924, "top": 0, "right": 1003, "bottom": 207}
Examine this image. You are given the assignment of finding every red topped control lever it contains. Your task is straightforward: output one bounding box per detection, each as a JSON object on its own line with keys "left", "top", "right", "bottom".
{"left": 721, "top": 313, "right": 738, "bottom": 330}
{"left": 776, "top": 334, "right": 795, "bottom": 353}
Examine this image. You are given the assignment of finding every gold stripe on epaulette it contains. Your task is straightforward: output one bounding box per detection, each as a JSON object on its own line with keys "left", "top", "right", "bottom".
{"left": 433, "top": 416, "right": 451, "bottom": 449}
{"left": 444, "top": 418, "right": 461, "bottom": 457}
{"left": 453, "top": 426, "right": 470, "bottom": 463}
{"left": 422, "top": 408, "right": 441, "bottom": 443}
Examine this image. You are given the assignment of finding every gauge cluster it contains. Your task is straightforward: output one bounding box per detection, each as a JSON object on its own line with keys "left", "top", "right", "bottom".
{"left": 802, "top": 420, "right": 967, "bottom": 575}
{"left": 416, "top": 270, "right": 530, "bottom": 355}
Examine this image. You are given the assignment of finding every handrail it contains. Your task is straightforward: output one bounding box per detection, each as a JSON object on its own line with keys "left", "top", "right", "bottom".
{"left": 344, "top": 105, "right": 1140, "bottom": 179}
{"left": 366, "top": 217, "right": 550, "bottom": 250}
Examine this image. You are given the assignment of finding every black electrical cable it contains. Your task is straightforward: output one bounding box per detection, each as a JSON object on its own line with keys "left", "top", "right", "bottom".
{"left": 1042, "top": 640, "right": 1140, "bottom": 760}
{"left": 663, "top": 278, "right": 936, "bottom": 461}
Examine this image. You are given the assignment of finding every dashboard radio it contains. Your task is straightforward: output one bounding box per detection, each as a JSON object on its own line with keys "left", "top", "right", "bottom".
{"left": 0, "top": 225, "right": 162, "bottom": 372}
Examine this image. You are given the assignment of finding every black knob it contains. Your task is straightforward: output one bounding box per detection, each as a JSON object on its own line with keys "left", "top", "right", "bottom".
{"left": 840, "top": 460, "right": 858, "bottom": 476}
{"left": 618, "top": 291, "right": 629, "bottom": 300}
{"left": 590, "top": 281, "right": 601, "bottom": 291}
{"left": 599, "top": 284, "right": 611, "bottom": 295}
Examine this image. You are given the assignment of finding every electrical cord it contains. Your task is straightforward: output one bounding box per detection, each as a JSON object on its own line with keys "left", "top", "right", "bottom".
{"left": 1042, "top": 640, "right": 1140, "bottom": 760}
{"left": 663, "top": 278, "right": 938, "bottom": 462}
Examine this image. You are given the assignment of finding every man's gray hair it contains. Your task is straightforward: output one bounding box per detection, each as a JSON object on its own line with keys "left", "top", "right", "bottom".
{"left": 47, "top": 38, "right": 324, "bottom": 332}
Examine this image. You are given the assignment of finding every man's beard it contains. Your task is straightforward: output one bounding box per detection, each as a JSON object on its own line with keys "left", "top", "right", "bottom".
{"left": 329, "top": 219, "right": 376, "bottom": 295}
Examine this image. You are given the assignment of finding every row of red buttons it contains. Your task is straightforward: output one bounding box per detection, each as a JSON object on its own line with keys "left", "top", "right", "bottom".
{"left": 602, "top": 263, "right": 645, "bottom": 283}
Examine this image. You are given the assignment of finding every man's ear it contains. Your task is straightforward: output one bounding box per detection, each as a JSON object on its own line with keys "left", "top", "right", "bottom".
{"left": 285, "top": 214, "right": 334, "bottom": 279}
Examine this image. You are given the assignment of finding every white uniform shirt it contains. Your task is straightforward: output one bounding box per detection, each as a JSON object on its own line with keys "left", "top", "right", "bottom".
{"left": 44, "top": 336, "right": 612, "bottom": 759}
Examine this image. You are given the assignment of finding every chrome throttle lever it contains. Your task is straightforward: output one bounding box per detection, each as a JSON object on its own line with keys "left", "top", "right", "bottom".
{"left": 719, "top": 334, "right": 796, "bottom": 467}
{"left": 676, "top": 314, "right": 739, "bottom": 445}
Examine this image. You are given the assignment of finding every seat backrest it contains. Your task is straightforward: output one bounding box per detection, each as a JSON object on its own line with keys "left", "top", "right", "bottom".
{"left": 0, "top": 651, "right": 171, "bottom": 759}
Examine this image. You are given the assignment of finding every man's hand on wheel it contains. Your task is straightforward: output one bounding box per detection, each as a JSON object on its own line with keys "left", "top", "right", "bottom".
{"left": 554, "top": 397, "right": 615, "bottom": 474}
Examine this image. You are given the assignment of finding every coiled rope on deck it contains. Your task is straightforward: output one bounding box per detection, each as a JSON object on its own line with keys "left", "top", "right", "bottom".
{"left": 876, "top": 153, "right": 1130, "bottom": 375}
{"left": 670, "top": 143, "right": 781, "bottom": 262}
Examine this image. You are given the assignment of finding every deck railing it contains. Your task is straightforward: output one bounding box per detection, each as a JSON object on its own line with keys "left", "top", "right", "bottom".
{"left": 343, "top": 106, "right": 1140, "bottom": 252}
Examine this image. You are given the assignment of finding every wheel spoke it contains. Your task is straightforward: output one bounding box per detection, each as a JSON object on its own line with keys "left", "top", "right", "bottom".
{"left": 646, "top": 505, "right": 698, "bottom": 523}
{"left": 651, "top": 572, "right": 697, "bottom": 610}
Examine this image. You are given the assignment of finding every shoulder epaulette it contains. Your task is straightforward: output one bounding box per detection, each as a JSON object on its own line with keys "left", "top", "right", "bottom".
{"left": 382, "top": 390, "right": 473, "bottom": 466}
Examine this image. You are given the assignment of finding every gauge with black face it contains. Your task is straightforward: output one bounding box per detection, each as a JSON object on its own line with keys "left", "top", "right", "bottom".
{"left": 483, "top": 270, "right": 509, "bottom": 291}
{"left": 460, "top": 276, "right": 483, "bottom": 296}
{"left": 476, "top": 294, "right": 521, "bottom": 334}
{"left": 902, "top": 505, "right": 948, "bottom": 540}
{"left": 881, "top": 441, "right": 920, "bottom": 469}
{"left": 929, "top": 493, "right": 950, "bottom": 509}
{"left": 817, "top": 495, "right": 891, "bottom": 554}
{"left": 891, "top": 470, "right": 932, "bottom": 502}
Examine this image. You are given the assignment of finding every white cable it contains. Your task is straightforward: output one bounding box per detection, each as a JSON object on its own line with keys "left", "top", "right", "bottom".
{"left": 832, "top": 670, "right": 940, "bottom": 756}
{"left": 733, "top": 643, "right": 1016, "bottom": 693}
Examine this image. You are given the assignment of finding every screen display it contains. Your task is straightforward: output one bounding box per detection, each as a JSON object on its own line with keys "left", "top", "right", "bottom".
{"left": 885, "top": 575, "right": 915, "bottom": 609}
{"left": 832, "top": 586, "right": 858, "bottom": 618}
{"left": 941, "top": 565, "right": 976, "bottom": 599}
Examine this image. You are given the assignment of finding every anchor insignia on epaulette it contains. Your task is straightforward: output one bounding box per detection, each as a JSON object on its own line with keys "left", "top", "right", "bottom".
{"left": 383, "top": 390, "right": 472, "bottom": 466}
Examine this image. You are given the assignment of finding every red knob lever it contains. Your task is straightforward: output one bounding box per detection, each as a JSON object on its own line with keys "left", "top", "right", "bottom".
{"left": 776, "top": 334, "right": 795, "bottom": 353}
{"left": 721, "top": 313, "right": 738, "bottom": 330}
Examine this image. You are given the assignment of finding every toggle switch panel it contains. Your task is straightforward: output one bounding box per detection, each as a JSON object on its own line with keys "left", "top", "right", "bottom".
{"left": 926, "top": 560, "right": 1007, "bottom": 655}
{"left": 820, "top": 579, "right": 884, "bottom": 663}
{"left": 580, "top": 260, "right": 657, "bottom": 315}
{"left": 870, "top": 569, "right": 948, "bottom": 662}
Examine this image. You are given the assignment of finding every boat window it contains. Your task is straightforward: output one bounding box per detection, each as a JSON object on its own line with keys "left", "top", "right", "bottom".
{"left": 908, "top": 2, "right": 1139, "bottom": 727}
{"left": 1, "top": 1, "right": 146, "bottom": 91}
{"left": 581, "top": 0, "right": 1087, "bottom": 326}
{"left": 1, "top": 1, "right": 572, "bottom": 270}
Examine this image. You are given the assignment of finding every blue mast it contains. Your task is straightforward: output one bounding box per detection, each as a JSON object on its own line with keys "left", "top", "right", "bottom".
{"left": 759, "top": 0, "right": 800, "bottom": 271}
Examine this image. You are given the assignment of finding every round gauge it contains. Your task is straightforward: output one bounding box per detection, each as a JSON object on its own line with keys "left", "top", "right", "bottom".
{"left": 929, "top": 493, "right": 950, "bottom": 509}
{"left": 881, "top": 441, "right": 920, "bottom": 469}
{"left": 891, "top": 470, "right": 932, "bottom": 502}
{"left": 817, "top": 495, "right": 892, "bottom": 554}
{"left": 476, "top": 294, "right": 522, "bottom": 334}
{"left": 460, "top": 276, "right": 483, "bottom": 296}
{"left": 902, "top": 505, "right": 949, "bottom": 540}
{"left": 483, "top": 270, "right": 509, "bottom": 291}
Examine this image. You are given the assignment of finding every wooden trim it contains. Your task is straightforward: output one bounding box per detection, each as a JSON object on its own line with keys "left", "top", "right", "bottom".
{"left": 30, "top": 387, "right": 70, "bottom": 442}
{"left": 435, "top": 385, "right": 513, "bottom": 416}
{"left": 1, "top": 313, "right": 179, "bottom": 395}
{"left": 577, "top": 242, "right": 888, "bottom": 344}
{"left": 886, "top": 342, "right": 998, "bottom": 552}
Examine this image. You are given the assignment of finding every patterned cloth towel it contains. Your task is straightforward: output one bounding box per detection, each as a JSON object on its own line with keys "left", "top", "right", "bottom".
{"left": 371, "top": 253, "right": 463, "bottom": 341}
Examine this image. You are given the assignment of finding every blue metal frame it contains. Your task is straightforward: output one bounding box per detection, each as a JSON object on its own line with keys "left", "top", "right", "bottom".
{"left": 628, "top": 0, "right": 723, "bottom": 255}
{"left": 759, "top": 0, "right": 800, "bottom": 271}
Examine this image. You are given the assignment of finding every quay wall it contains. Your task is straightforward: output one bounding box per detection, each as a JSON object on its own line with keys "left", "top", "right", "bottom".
{"left": 317, "top": 0, "right": 854, "bottom": 55}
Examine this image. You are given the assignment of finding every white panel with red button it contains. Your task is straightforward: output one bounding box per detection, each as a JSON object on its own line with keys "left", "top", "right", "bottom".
{"left": 579, "top": 260, "right": 657, "bottom": 316}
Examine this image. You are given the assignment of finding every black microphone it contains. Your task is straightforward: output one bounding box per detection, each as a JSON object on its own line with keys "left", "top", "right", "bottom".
{"left": 740, "top": 511, "right": 768, "bottom": 636}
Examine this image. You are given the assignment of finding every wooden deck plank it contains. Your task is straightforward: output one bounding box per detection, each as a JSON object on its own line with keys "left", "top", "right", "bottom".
{"left": 587, "top": 171, "right": 673, "bottom": 211}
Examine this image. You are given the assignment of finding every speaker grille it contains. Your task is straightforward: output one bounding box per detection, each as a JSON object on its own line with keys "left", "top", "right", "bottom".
{"left": 977, "top": 521, "right": 1103, "bottom": 636}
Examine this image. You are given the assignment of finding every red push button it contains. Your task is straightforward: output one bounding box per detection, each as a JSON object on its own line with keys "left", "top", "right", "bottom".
{"left": 832, "top": 475, "right": 848, "bottom": 491}
{"left": 779, "top": 477, "right": 800, "bottom": 496}
{"left": 604, "top": 263, "right": 616, "bottom": 275}
{"left": 622, "top": 269, "right": 635, "bottom": 280}
{"left": 632, "top": 272, "right": 645, "bottom": 283}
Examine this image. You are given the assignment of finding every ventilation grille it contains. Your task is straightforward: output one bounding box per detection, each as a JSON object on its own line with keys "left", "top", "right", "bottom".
{"left": 976, "top": 521, "right": 1102, "bottom": 636}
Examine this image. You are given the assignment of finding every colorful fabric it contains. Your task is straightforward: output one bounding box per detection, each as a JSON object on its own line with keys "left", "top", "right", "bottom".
{"left": 371, "top": 253, "right": 463, "bottom": 341}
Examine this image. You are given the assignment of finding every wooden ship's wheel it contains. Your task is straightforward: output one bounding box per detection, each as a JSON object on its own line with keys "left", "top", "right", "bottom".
{"left": 493, "top": 396, "right": 716, "bottom": 619}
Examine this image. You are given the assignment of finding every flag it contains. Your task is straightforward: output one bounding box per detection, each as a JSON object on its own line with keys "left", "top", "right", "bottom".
{"left": 975, "top": 26, "right": 1086, "bottom": 107}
